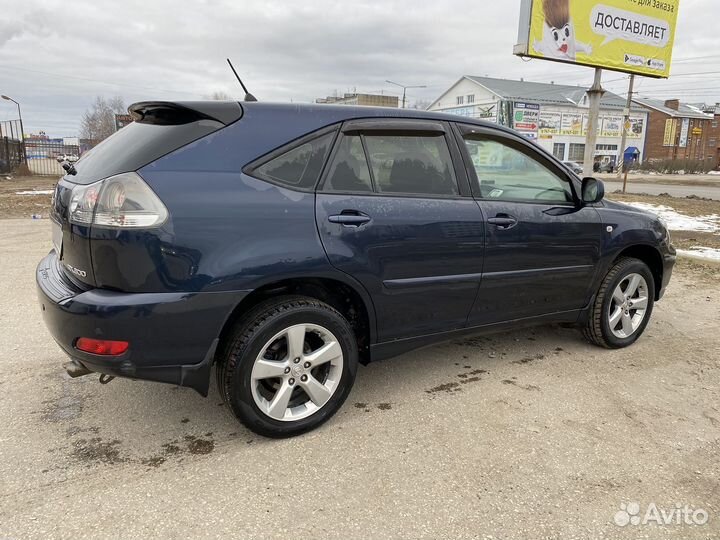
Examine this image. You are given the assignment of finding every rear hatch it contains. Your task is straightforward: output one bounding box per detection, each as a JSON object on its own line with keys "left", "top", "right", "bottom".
{"left": 50, "top": 101, "right": 243, "bottom": 289}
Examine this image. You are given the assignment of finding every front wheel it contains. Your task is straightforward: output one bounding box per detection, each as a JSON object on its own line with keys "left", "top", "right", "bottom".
{"left": 584, "top": 257, "right": 655, "bottom": 349}
{"left": 216, "top": 296, "right": 358, "bottom": 438}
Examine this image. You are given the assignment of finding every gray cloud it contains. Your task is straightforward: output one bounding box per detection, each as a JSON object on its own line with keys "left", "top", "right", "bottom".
{"left": 0, "top": 0, "right": 718, "bottom": 136}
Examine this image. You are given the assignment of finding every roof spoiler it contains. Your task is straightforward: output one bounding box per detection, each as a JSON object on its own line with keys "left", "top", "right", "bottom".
{"left": 128, "top": 101, "right": 243, "bottom": 126}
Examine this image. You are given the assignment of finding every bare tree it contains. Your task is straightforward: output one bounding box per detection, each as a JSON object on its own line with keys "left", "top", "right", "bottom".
{"left": 409, "top": 99, "right": 432, "bottom": 111}
{"left": 80, "top": 96, "right": 126, "bottom": 144}
{"left": 206, "top": 91, "right": 233, "bottom": 100}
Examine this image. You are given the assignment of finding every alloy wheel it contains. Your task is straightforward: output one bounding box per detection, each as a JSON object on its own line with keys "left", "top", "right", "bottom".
{"left": 250, "top": 323, "right": 344, "bottom": 421}
{"left": 607, "top": 273, "right": 649, "bottom": 339}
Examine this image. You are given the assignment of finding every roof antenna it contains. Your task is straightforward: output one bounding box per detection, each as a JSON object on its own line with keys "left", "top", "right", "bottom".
{"left": 226, "top": 58, "right": 257, "bottom": 102}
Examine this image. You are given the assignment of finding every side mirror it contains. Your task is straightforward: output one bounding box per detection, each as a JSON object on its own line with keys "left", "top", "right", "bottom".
{"left": 581, "top": 177, "right": 604, "bottom": 204}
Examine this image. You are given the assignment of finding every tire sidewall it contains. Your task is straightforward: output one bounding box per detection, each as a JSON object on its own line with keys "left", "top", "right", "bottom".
{"left": 599, "top": 260, "right": 655, "bottom": 348}
{"left": 228, "top": 304, "right": 358, "bottom": 437}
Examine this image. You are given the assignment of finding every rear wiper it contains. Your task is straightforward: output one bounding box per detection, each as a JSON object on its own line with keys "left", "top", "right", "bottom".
{"left": 61, "top": 162, "right": 77, "bottom": 175}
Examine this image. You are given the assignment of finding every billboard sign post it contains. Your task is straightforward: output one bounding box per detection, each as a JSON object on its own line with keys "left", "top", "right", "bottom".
{"left": 514, "top": 0, "right": 680, "bottom": 177}
{"left": 514, "top": 0, "right": 680, "bottom": 79}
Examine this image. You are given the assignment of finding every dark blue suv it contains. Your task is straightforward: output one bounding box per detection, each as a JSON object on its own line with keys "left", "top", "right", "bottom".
{"left": 37, "top": 101, "right": 675, "bottom": 437}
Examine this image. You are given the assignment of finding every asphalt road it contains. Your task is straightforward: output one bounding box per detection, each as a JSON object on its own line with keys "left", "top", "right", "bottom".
{"left": 603, "top": 180, "right": 720, "bottom": 200}
{"left": 2, "top": 220, "right": 720, "bottom": 539}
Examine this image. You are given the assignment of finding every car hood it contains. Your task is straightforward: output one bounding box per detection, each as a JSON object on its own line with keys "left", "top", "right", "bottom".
{"left": 602, "top": 199, "right": 657, "bottom": 218}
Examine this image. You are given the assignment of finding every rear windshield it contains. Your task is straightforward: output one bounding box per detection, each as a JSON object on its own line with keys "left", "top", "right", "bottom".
{"left": 67, "top": 119, "right": 226, "bottom": 185}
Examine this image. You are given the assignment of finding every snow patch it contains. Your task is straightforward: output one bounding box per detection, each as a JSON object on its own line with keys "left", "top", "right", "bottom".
{"left": 677, "top": 247, "right": 720, "bottom": 262}
{"left": 15, "top": 190, "right": 54, "bottom": 195}
{"left": 626, "top": 202, "right": 720, "bottom": 233}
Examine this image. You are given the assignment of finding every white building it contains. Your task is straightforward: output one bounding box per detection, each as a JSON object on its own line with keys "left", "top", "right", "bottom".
{"left": 428, "top": 76, "right": 649, "bottom": 166}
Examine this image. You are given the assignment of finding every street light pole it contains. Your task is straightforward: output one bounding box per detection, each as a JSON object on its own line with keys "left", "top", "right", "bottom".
{"left": 385, "top": 80, "right": 427, "bottom": 109}
{"left": 1, "top": 95, "right": 25, "bottom": 162}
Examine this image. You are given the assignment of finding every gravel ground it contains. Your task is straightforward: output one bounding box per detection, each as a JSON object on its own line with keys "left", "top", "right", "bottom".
{"left": 1, "top": 219, "right": 719, "bottom": 540}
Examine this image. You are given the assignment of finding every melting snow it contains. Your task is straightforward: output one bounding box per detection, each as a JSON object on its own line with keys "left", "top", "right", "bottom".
{"left": 15, "top": 190, "right": 54, "bottom": 195}
{"left": 626, "top": 202, "right": 720, "bottom": 233}
{"left": 677, "top": 247, "right": 720, "bottom": 262}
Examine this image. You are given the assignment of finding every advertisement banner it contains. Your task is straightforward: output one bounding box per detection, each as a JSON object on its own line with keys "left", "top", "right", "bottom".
{"left": 514, "top": 0, "right": 680, "bottom": 78}
{"left": 628, "top": 116, "right": 644, "bottom": 138}
{"left": 663, "top": 118, "right": 676, "bottom": 146}
{"left": 538, "top": 111, "right": 562, "bottom": 138}
{"left": 513, "top": 102, "right": 540, "bottom": 137}
{"left": 561, "top": 113, "right": 582, "bottom": 136}
{"left": 678, "top": 117, "right": 689, "bottom": 147}
{"left": 601, "top": 116, "right": 623, "bottom": 137}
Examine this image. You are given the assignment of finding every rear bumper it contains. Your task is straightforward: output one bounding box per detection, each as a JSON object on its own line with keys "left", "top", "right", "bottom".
{"left": 36, "top": 251, "right": 248, "bottom": 395}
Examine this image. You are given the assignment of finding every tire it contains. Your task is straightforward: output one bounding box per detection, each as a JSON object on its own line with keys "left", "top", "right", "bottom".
{"left": 583, "top": 257, "right": 655, "bottom": 349}
{"left": 216, "top": 296, "right": 358, "bottom": 438}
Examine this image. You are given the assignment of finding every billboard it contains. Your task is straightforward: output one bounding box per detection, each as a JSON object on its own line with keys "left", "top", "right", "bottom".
{"left": 514, "top": 0, "right": 680, "bottom": 78}
{"left": 513, "top": 102, "right": 540, "bottom": 138}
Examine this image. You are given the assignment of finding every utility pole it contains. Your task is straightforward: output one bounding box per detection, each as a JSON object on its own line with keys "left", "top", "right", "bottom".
{"left": 385, "top": 80, "right": 427, "bottom": 109}
{"left": 618, "top": 74, "right": 635, "bottom": 192}
{"left": 582, "top": 68, "right": 605, "bottom": 178}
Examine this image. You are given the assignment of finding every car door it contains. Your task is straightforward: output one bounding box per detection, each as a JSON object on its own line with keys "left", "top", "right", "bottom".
{"left": 454, "top": 123, "right": 603, "bottom": 326}
{"left": 315, "top": 119, "right": 485, "bottom": 342}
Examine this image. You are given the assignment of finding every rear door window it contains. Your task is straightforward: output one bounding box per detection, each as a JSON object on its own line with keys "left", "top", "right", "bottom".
{"left": 322, "top": 130, "right": 459, "bottom": 197}
{"left": 364, "top": 134, "right": 458, "bottom": 196}
{"left": 253, "top": 131, "right": 335, "bottom": 189}
{"left": 324, "top": 135, "right": 373, "bottom": 193}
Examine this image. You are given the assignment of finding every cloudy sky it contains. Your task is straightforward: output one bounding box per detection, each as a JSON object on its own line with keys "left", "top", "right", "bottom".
{"left": 1, "top": 0, "right": 718, "bottom": 137}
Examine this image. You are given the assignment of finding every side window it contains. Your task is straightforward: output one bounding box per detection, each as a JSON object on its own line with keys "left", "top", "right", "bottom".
{"left": 363, "top": 134, "right": 458, "bottom": 196}
{"left": 324, "top": 135, "right": 373, "bottom": 193}
{"left": 254, "top": 132, "right": 335, "bottom": 189}
{"left": 463, "top": 137, "right": 573, "bottom": 203}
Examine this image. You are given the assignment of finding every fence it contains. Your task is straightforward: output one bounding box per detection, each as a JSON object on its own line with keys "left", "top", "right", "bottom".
{"left": 0, "top": 119, "right": 25, "bottom": 174}
{"left": 24, "top": 139, "right": 81, "bottom": 176}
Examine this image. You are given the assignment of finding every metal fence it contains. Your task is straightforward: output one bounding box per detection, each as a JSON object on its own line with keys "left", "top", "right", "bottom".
{"left": 0, "top": 119, "right": 25, "bottom": 174}
{"left": 25, "top": 139, "right": 80, "bottom": 176}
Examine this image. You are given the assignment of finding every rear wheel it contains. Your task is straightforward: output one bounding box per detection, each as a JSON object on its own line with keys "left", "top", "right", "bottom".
{"left": 584, "top": 257, "right": 655, "bottom": 349}
{"left": 216, "top": 296, "right": 358, "bottom": 438}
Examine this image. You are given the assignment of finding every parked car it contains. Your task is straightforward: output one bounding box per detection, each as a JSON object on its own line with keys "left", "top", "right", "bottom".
{"left": 562, "top": 161, "right": 583, "bottom": 175}
{"left": 37, "top": 101, "right": 676, "bottom": 437}
{"left": 56, "top": 154, "right": 79, "bottom": 163}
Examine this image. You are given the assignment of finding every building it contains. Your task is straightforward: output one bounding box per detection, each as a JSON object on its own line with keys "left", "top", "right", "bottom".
{"left": 428, "top": 76, "right": 649, "bottom": 167}
{"left": 316, "top": 93, "right": 398, "bottom": 108}
{"left": 634, "top": 98, "right": 720, "bottom": 169}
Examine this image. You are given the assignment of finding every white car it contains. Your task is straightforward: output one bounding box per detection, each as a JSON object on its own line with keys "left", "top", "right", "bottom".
{"left": 56, "top": 154, "right": 79, "bottom": 163}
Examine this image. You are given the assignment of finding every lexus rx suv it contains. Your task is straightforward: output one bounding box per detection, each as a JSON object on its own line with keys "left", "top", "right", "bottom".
{"left": 37, "top": 101, "right": 675, "bottom": 437}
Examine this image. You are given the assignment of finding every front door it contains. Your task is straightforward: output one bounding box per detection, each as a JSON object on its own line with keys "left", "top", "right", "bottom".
{"left": 315, "top": 121, "right": 485, "bottom": 341}
{"left": 455, "top": 125, "right": 603, "bottom": 326}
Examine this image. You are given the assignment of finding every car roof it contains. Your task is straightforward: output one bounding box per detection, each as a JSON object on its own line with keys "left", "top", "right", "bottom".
{"left": 236, "top": 101, "right": 511, "bottom": 134}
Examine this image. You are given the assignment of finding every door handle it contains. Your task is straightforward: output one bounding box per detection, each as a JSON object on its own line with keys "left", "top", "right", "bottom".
{"left": 487, "top": 214, "right": 518, "bottom": 229}
{"left": 328, "top": 211, "right": 371, "bottom": 227}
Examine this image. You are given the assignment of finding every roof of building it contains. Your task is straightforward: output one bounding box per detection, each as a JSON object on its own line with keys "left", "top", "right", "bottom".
{"left": 633, "top": 97, "right": 713, "bottom": 119}
{"left": 431, "top": 76, "right": 644, "bottom": 112}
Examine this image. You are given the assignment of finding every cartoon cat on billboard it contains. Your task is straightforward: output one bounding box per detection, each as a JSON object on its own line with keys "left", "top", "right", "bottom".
{"left": 533, "top": 0, "right": 592, "bottom": 61}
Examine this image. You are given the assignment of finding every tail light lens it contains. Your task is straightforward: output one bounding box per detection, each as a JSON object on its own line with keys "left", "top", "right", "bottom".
{"left": 68, "top": 172, "right": 168, "bottom": 228}
{"left": 76, "top": 337, "right": 129, "bottom": 356}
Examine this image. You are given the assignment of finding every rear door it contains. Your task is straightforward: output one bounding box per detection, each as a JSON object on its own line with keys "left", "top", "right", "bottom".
{"left": 454, "top": 124, "right": 603, "bottom": 326}
{"left": 315, "top": 119, "right": 485, "bottom": 341}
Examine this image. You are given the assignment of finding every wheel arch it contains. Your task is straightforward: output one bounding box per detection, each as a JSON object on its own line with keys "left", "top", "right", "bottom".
{"left": 216, "top": 276, "right": 376, "bottom": 365}
{"left": 612, "top": 244, "right": 663, "bottom": 299}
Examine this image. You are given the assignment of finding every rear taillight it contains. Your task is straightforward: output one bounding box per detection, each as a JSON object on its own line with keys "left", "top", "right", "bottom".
{"left": 68, "top": 172, "right": 168, "bottom": 228}
{"left": 75, "top": 337, "right": 129, "bottom": 356}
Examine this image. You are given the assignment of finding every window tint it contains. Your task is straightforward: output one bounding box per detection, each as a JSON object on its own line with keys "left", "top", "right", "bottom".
{"left": 255, "top": 132, "right": 334, "bottom": 189}
{"left": 363, "top": 134, "right": 458, "bottom": 196}
{"left": 463, "top": 137, "right": 573, "bottom": 203}
{"left": 324, "top": 135, "right": 373, "bottom": 193}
